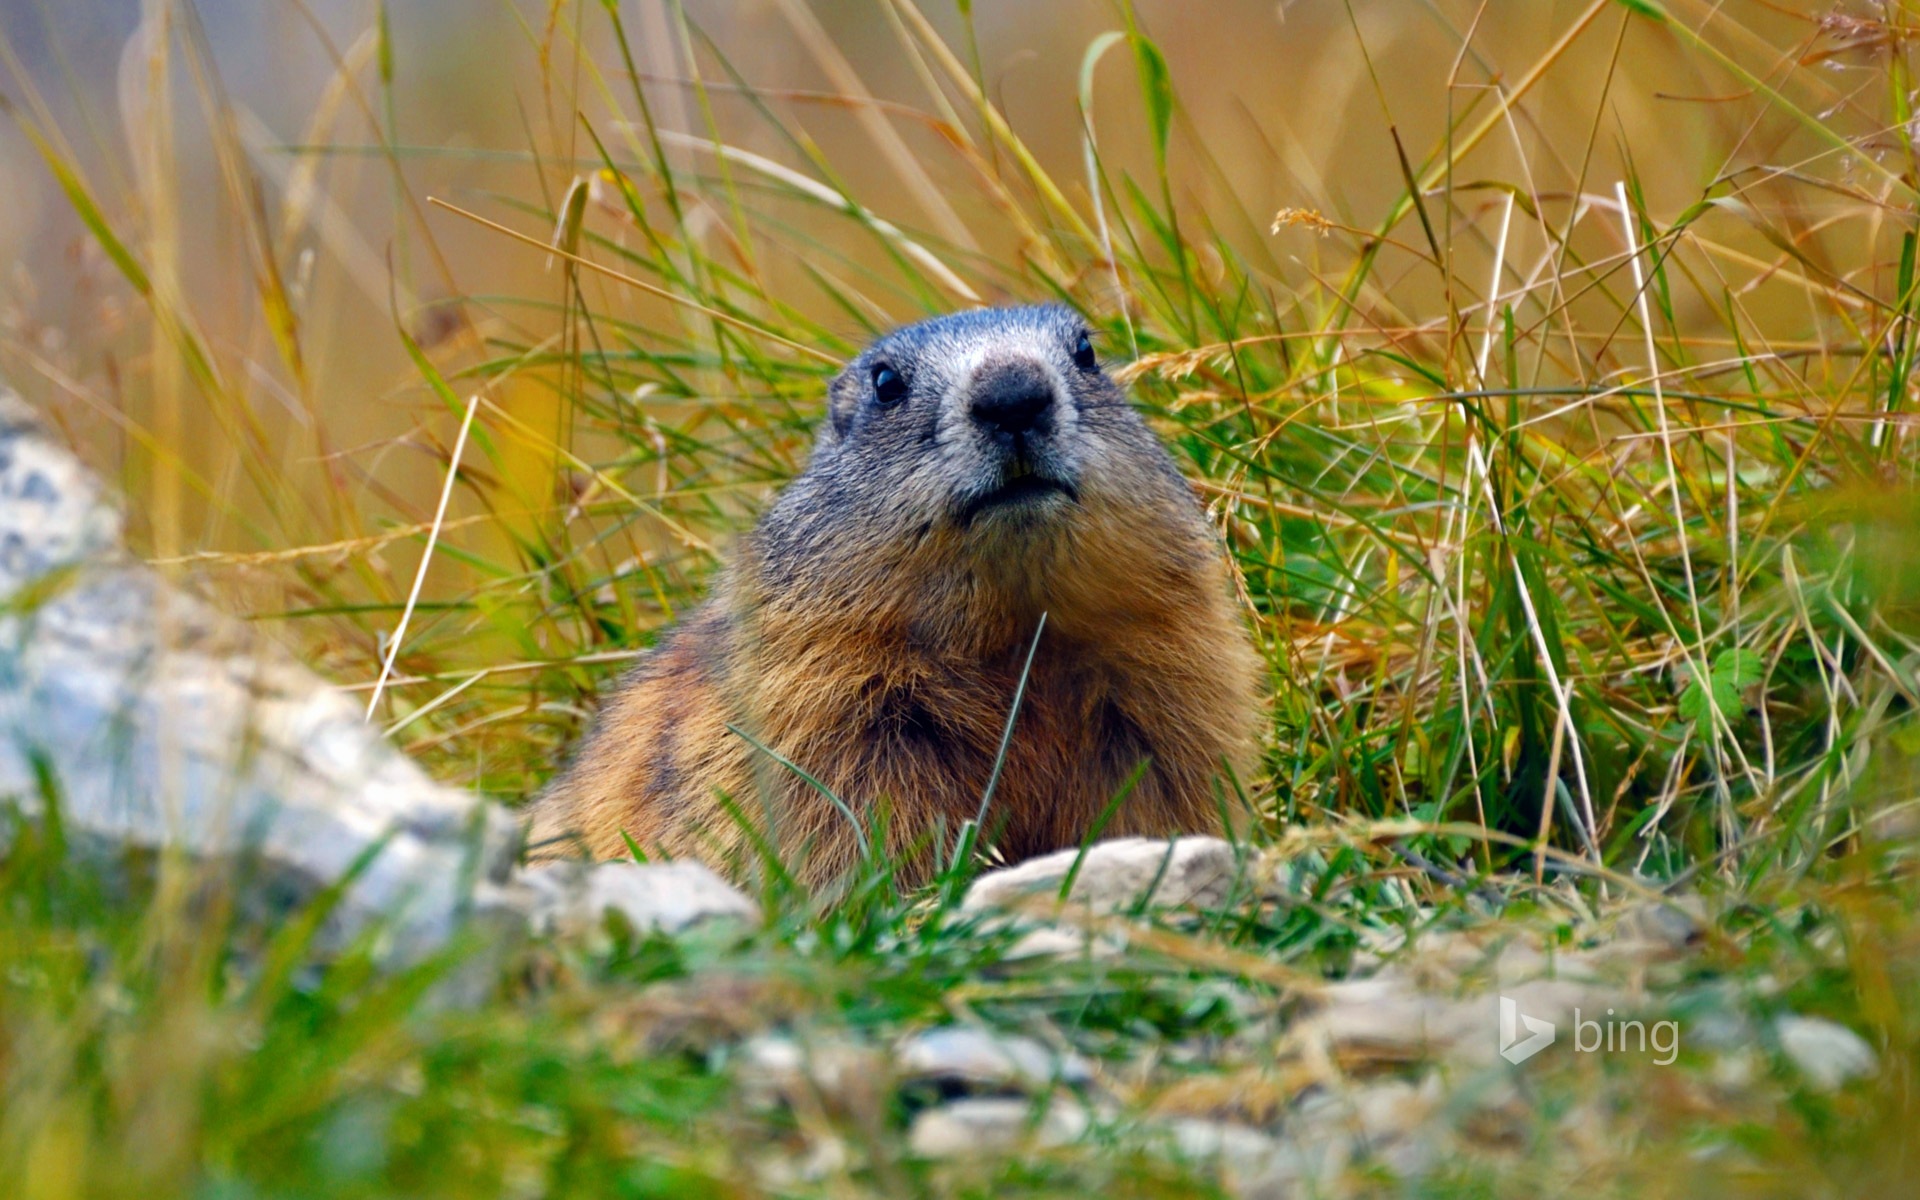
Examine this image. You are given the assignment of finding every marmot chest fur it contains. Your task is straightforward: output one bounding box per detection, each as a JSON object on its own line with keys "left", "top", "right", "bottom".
{"left": 528, "top": 305, "right": 1265, "bottom": 888}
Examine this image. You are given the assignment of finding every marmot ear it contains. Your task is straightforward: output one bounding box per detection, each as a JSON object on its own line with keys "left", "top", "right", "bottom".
{"left": 825, "top": 370, "right": 859, "bottom": 439}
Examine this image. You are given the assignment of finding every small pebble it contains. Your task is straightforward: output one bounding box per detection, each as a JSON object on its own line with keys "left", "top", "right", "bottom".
{"left": 1774, "top": 1015, "right": 1876, "bottom": 1091}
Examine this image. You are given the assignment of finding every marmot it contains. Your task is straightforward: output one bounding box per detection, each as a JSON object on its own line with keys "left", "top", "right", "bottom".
{"left": 528, "top": 305, "right": 1265, "bottom": 888}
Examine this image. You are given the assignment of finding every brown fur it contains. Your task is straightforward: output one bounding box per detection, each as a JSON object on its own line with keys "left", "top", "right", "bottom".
{"left": 527, "top": 308, "right": 1265, "bottom": 889}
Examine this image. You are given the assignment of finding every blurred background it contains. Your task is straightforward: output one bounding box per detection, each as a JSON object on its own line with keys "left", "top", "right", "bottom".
{"left": 0, "top": 0, "right": 1820, "bottom": 549}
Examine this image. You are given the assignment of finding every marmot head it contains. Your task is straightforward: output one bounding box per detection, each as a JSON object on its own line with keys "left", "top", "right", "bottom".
{"left": 805, "top": 305, "right": 1174, "bottom": 538}
{"left": 746, "top": 305, "right": 1206, "bottom": 624}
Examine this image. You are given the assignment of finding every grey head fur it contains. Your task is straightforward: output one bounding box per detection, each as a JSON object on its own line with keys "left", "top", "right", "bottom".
{"left": 746, "top": 304, "right": 1197, "bottom": 593}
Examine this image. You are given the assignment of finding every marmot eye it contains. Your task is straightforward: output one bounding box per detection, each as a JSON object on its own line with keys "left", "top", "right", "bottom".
{"left": 1072, "top": 331, "right": 1097, "bottom": 371}
{"left": 872, "top": 364, "right": 908, "bottom": 406}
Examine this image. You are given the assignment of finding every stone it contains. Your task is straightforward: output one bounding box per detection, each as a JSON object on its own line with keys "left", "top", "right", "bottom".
{"left": 1610, "top": 892, "right": 1707, "bottom": 956}
{"left": 0, "top": 391, "right": 759, "bottom": 961}
{"left": 1301, "top": 971, "right": 1626, "bottom": 1070}
{"left": 962, "top": 836, "right": 1244, "bottom": 917}
{"left": 1160, "top": 1118, "right": 1317, "bottom": 1200}
{"left": 1708, "top": 1048, "right": 1759, "bottom": 1091}
{"left": 1000, "top": 924, "right": 1129, "bottom": 961}
{"left": 1773, "top": 1014, "right": 1876, "bottom": 1091}
{"left": 894, "top": 1025, "right": 1093, "bottom": 1094}
{"left": 1307, "top": 985, "right": 1470, "bottom": 1065}
{"left": 0, "top": 395, "right": 519, "bottom": 960}
{"left": 503, "top": 859, "right": 760, "bottom": 940}
{"left": 906, "top": 1096, "right": 1089, "bottom": 1159}
{"left": 1290, "top": 1076, "right": 1443, "bottom": 1181}
{"left": 751, "top": 1135, "right": 850, "bottom": 1188}
{"left": 734, "top": 1033, "right": 884, "bottom": 1113}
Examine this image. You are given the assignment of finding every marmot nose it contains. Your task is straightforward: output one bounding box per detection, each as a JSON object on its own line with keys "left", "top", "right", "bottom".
{"left": 969, "top": 362, "right": 1055, "bottom": 436}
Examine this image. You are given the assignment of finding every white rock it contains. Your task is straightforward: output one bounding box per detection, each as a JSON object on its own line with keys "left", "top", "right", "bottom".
{"left": 0, "top": 397, "right": 122, "bottom": 585}
{"left": 508, "top": 859, "right": 760, "bottom": 940}
{"left": 734, "top": 1033, "right": 879, "bottom": 1110}
{"left": 1307, "top": 985, "right": 1461, "bottom": 1062}
{"left": 907, "top": 1096, "right": 1089, "bottom": 1158}
{"left": 0, "top": 390, "right": 760, "bottom": 963}
{"left": 752, "top": 1134, "right": 849, "bottom": 1187}
{"left": 1304, "top": 976, "right": 1624, "bottom": 1069}
{"left": 963, "top": 836, "right": 1243, "bottom": 916}
{"left": 1774, "top": 1015, "right": 1876, "bottom": 1091}
{"left": 1686, "top": 1006, "right": 1754, "bottom": 1052}
{"left": 1161, "top": 1118, "right": 1316, "bottom": 1200}
{"left": 0, "top": 395, "right": 519, "bottom": 960}
{"left": 1001, "top": 924, "right": 1129, "bottom": 960}
{"left": 1326, "top": 1077, "right": 1437, "bottom": 1146}
{"left": 1709, "top": 1049, "right": 1759, "bottom": 1091}
{"left": 895, "top": 1026, "right": 1092, "bottom": 1092}
{"left": 1618, "top": 895, "right": 1707, "bottom": 950}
